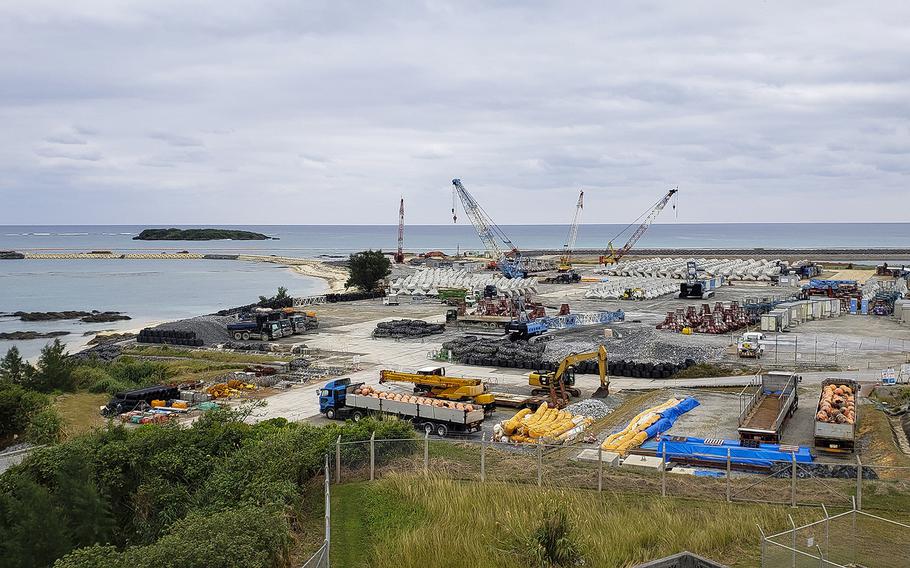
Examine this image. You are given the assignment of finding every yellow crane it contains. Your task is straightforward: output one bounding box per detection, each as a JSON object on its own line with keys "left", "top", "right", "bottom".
{"left": 528, "top": 345, "right": 609, "bottom": 408}
{"left": 600, "top": 187, "right": 678, "bottom": 265}
{"left": 379, "top": 367, "right": 496, "bottom": 408}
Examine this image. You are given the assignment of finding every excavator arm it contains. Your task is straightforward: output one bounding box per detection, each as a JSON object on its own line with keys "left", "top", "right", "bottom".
{"left": 539, "top": 345, "right": 609, "bottom": 407}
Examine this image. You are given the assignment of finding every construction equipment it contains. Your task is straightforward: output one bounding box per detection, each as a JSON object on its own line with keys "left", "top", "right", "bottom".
{"left": 451, "top": 178, "right": 527, "bottom": 278}
{"left": 319, "top": 379, "right": 484, "bottom": 437}
{"left": 394, "top": 197, "right": 405, "bottom": 263}
{"left": 679, "top": 260, "right": 722, "bottom": 299}
{"left": 379, "top": 367, "right": 496, "bottom": 410}
{"left": 600, "top": 187, "right": 678, "bottom": 264}
{"left": 528, "top": 345, "right": 609, "bottom": 408}
{"left": 556, "top": 190, "right": 584, "bottom": 280}
{"left": 737, "top": 331, "right": 765, "bottom": 358}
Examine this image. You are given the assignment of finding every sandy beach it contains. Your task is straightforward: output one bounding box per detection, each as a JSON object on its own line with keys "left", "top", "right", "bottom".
{"left": 235, "top": 254, "right": 349, "bottom": 293}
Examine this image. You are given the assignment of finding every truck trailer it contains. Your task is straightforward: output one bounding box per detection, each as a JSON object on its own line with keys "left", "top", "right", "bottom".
{"left": 319, "top": 378, "right": 485, "bottom": 437}
{"left": 737, "top": 372, "right": 800, "bottom": 444}
{"left": 814, "top": 378, "right": 859, "bottom": 453}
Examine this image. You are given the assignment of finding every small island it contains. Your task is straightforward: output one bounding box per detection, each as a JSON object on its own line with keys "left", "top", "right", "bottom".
{"left": 133, "top": 228, "right": 273, "bottom": 241}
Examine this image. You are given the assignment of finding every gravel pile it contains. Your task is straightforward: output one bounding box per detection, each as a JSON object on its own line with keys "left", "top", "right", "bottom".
{"left": 373, "top": 319, "right": 445, "bottom": 338}
{"left": 565, "top": 399, "right": 612, "bottom": 420}
{"left": 153, "top": 315, "right": 234, "bottom": 345}
{"left": 546, "top": 326, "right": 724, "bottom": 365}
{"left": 69, "top": 343, "right": 122, "bottom": 363}
{"left": 442, "top": 332, "right": 699, "bottom": 376}
{"left": 289, "top": 358, "right": 311, "bottom": 370}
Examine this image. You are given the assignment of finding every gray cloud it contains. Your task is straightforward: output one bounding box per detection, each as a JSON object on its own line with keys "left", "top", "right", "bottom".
{"left": 1, "top": 1, "right": 909, "bottom": 224}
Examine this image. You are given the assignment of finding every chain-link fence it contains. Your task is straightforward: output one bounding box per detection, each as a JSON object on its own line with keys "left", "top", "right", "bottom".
{"left": 327, "top": 434, "right": 910, "bottom": 515}
{"left": 759, "top": 332, "right": 910, "bottom": 368}
{"left": 760, "top": 502, "right": 910, "bottom": 567}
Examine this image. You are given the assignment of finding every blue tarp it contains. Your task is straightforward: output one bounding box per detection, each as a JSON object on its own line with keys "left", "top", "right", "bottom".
{"left": 641, "top": 436, "right": 813, "bottom": 468}
{"left": 642, "top": 397, "right": 700, "bottom": 439}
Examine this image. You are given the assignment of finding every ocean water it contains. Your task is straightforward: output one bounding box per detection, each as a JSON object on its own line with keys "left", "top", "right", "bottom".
{"left": 2, "top": 223, "right": 909, "bottom": 360}
{"left": 0, "top": 259, "right": 326, "bottom": 360}
{"left": 2, "top": 223, "right": 910, "bottom": 256}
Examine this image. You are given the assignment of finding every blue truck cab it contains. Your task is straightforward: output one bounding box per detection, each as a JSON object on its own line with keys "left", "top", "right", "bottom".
{"left": 319, "top": 378, "right": 354, "bottom": 420}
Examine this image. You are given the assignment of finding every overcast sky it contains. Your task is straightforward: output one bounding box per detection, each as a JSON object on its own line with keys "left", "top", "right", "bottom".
{"left": 1, "top": 1, "right": 908, "bottom": 225}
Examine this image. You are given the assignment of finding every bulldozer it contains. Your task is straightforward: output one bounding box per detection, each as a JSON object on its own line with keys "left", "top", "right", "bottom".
{"left": 527, "top": 345, "right": 609, "bottom": 408}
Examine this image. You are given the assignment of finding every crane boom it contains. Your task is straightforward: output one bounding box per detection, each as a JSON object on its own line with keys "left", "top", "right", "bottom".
{"left": 379, "top": 368, "right": 495, "bottom": 406}
{"left": 601, "top": 187, "right": 678, "bottom": 264}
{"left": 559, "top": 190, "right": 584, "bottom": 271}
{"left": 451, "top": 178, "right": 526, "bottom": 278}
{"left": 395, "top": 197, "right": 405, "bottom": 263}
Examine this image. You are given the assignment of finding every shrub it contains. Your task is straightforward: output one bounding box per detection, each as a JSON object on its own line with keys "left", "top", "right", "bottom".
{"left": 25, "top": 408, "right": 64, "bottom": 445}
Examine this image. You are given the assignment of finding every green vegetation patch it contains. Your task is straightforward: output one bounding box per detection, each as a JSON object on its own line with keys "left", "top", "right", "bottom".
{"left": 339, "top": 476, "right": 819, "bottom": 568}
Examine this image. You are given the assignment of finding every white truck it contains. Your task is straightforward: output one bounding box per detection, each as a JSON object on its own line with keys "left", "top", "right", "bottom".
{"left": 737, "top": 332, "right": 765, "bottom": 359}
{"left": 814, "top": 378, "right": 859, "bottom": 453}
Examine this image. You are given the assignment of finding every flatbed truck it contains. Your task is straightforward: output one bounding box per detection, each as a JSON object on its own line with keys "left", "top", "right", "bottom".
{"left": 319, "top": 378, "right": 485, "bottom": 437}
{"left": 738, "top": 372, "right": 800, "bottom": 444}
{"left": 814, "top": 378, "right": 859, "bottom": 453}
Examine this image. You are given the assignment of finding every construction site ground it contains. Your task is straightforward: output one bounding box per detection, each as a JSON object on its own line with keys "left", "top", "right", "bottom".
{"left": 148, "top": 268, "right": 910, "bottom": 471}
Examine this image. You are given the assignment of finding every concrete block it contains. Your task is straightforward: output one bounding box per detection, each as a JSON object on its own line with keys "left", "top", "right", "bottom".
{"left": 621, "top": 454, "right": 665, "bottom": 472}
{"left": 576, "top": 448, "right": 620, "bottom": 466}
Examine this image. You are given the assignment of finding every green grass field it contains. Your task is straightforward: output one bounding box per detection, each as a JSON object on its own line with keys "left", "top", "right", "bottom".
{"left": 330, "top": 476, "right": 822, "bottom": 568}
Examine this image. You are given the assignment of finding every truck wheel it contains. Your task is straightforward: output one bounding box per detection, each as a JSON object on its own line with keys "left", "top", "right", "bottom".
{"left": 436, "top": 424, "right": 448, "bottom": 438}
{"left": 352, "top": 410, "right": 364, "bottom": 422}
{"left": 325, "top": 408, "right": 336, "bottom": 420}
{"left": 242, "top": 332, "right": 251, "bottom": 341}
{"left": 424, "top": 422, "right": 434, "bottom": 436}
{"left": 233, "top": 332, "right": 243, "bottom": 340}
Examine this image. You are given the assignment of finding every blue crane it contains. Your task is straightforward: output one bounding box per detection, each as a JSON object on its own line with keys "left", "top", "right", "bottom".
{"left": 451, "top": 178, "right": 527, "bottom": 278}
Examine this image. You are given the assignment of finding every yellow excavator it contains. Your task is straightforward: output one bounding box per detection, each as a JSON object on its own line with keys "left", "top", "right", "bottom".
{"left": 379, "top": 367, "right": 496, "bottom": 410}
{"left": 527, "top": 345, "right": 609, "bottom": 408}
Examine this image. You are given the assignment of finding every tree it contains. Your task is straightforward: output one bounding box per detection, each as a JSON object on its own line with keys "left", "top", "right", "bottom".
{"left": 345, "top": 249, "right": 391, "bottom": 291}
{"left": 258, "top": 286, "right": 292, "bottom": 308}
{"left": 27, "top": 339, "right": 73, "bottom": 392}
{"left": 0, "top": 385, "right": 50, "bottom": 439}
{"left": 0, "top": 347, "right": 29, "bottom": 385}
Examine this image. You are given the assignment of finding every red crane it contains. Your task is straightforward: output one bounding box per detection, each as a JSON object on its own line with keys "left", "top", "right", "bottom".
{"left": 394, "top": 197, "right": 405, "bottom": 263}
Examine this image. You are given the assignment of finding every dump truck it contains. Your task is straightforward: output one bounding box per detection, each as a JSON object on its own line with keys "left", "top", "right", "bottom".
{"left": 226, "top": 309, "right": 317, "bottom": 341}
{"left": 318, "top": 378, "right": 485, "bottom": 437}
{"left": 737, "top": 332, "right": 765, "bottom": 358}
{"left": 737, "top": 372, "right": 800, "bottom": 444}
{"left": 814, "top": 378, "right": 859, "bottom": 453}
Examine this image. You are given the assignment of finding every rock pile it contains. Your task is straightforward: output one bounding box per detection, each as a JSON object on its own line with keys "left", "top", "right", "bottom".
{"left": 138, "top": 328, "right": 203, "bottom": 347}
{"left": 69, "top": 343, "right": 122, "bottom": 363}
{"left": 565, "top": 399, "right": 612, "bottom": 420}
{"left": 373, "top": 319, "right": 445, "bottom": 338}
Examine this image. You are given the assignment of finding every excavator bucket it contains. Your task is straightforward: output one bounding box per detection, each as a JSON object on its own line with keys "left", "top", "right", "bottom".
{"left": 591, "top": 384, "right": 610, "bottom": 398}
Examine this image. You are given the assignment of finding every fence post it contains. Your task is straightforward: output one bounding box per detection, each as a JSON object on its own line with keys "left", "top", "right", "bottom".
{"left": 757, "top": 525, "right": 766, "bottom": 567}
{"left": 726, "top": 447, "right": 732, "bottom": 502}
{"left": 855, "top": 455, "right": 862, "bottom": 511}
{"left": 480, "top": 434, "right": 486, "bottom": 483}
{"left": 790, "top": 452, "right": 797, "bottom": 507}
{"left": 324, "top": 454, "right": 331, "bottom": 568}
{"left": 821, "top": 503, "right": 829, "bottom": 559}
{"left": 537, "top": 444, "right": 542, "bottom": 487}
{"left": 851, "top": 496, "right": 857, "bottom": 566}
{"left": 423, "top": 431, "right": 428, "bottom": 476}
{"left": 788, "top": 514, "right": 797, "bottom": 568}
{"left": 369, "top": 431, "right": 375, "bottom": 482}
{"left": 335, "top": 435, "right": 341, "bottom": 484}
{"left": 597, "top": 446, "right": 603, "bottom": 493}
{"left": 661, "top": 444, "right": 667, "bottom": 497}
